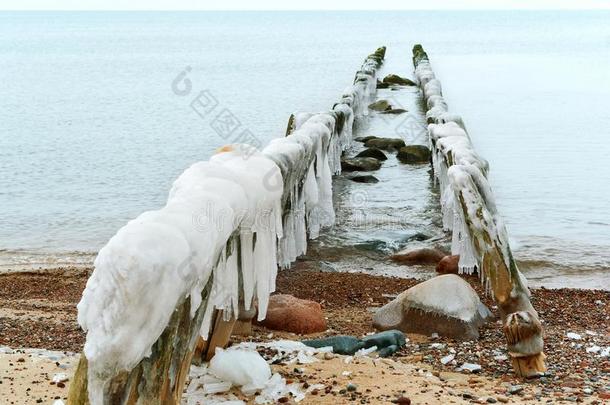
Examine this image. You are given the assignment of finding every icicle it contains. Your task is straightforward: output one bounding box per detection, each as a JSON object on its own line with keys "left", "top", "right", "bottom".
{"left": 240, "top": 230, "right": 255, "bottom": 310}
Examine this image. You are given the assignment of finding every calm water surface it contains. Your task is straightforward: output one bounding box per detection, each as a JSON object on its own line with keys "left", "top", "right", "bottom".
{"left": 0, "top": 11, "right": 609, "bottom": 288}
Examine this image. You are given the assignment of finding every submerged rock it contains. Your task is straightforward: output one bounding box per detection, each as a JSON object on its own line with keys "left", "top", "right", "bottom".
{"left": 397, "top": 145, "right": 431, "bottom": 164}
{"left": 376, "top": 79, "right": 390, "bottom": 89}
{"left": 341, "top": 157, "right": 382, "bottom": 172}
{"left": 256, "top": 294, "right": 326, "bottom": 334}
{"left": 390, "top": 247, "right": 446, "bottom": 265}
{"left": 404, "top": 232, "right": 431, "bottom": 242}
{"left": 436, "top": 255, "right": 460, "bottom": 274}
{"left": 303, "top": 335, "right": 364, "bottom": 355}
{"left": 382, "top": 74, "right": 417, "bottom": 86}
{"left": 368, "top": 99, "right": 391, "bottom": 111}
{"left": 380, "top": 108, "right": 408, "bottom": 115}
{"left": 373, "top": 274, "right": 493, "bottom": 340}
{"left": 356, "top": 147, "right": 388, "bottom": 161}
{"left": 349, "top": 175, "right": 379, "bottom": 184}
{"left": 354, "top": 239, "right": 391, "bottom": 252}
{"left": 364, "top": 137, "right": 406, "bottom": 151}
{"left": 354, "top": 135, "right": 378, "bottom": 143}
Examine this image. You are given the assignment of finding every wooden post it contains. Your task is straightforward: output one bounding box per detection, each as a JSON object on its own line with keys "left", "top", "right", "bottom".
{"left": 203, "top": 310, "right": 237, "bottom": 361}
{"left": 451, "top": 166, "right": 546, "bottom": 377}
{"left": 68, "top": 282, "right": 212, "bottom": 404}
{"left": 412, "top": 44, "right": 546, "bottom": 377}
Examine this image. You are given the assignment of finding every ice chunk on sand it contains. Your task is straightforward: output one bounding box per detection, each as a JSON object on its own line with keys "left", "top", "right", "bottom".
{"left": 209, "top": 348, "right": 271, "bottom": 393}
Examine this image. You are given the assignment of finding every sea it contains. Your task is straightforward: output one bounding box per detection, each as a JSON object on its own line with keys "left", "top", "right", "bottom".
{"left": 1, "top": 11, "right": 609, "bottom": 289}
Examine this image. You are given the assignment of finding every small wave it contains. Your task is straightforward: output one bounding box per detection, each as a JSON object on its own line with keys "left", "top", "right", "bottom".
{"left": 0, "top": 248, "right": 96, "bottom": 272}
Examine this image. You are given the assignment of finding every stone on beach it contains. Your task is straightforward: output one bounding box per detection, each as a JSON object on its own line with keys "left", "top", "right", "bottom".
{"left": 349, "top": 175, "right": 379, "bottom": 183}
{"left": 341, "top": 157, "right": 382, "bottom": 172}
{"left": 256, "top": 294, "right": 326, "bottom": 334}
{"left": 361, "top": 330, "right": 406, "bottom": 350}
{"left": 303, "top": 335, "right": 364, "bottom": 355}
{"left": 436, "top": 255, "right": 460, "bottom": 274}
{"left": 373, "top": 275, "right": 493, "bottom": 340}
{"left": 390, "top": 247, "right": 446, "bottom": 265}
{"left": 397, "top": 145, "right": 431, "bottom": 164}
{"left": 364, "top": 137, "right": 406, "bottom": 151}
{"left": 356, "top": 147, "right": 388, "bottom": 161}
{"left": 382, "top": 74, "right": 417, "bottom": 86}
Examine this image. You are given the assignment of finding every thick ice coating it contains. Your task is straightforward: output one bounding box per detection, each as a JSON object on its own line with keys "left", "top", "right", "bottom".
{"left": 75, "top": 46, "right": 385, "bottom": 404}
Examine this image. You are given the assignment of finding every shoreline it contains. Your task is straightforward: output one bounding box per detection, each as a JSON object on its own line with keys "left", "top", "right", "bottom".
{"left": 1, "top": 257, "right": 608, "bottom": 291}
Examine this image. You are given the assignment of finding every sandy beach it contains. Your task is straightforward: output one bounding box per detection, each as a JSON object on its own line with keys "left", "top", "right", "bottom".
{"left": 1, "top": 264, "right": 608, "bottom": 403}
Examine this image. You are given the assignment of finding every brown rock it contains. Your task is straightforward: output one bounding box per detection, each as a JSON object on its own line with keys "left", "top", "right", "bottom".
{"left": 372, "top": 275, "right": 493, "bottom": 340}
{"left": 391, "top": 248, "right": 446, "bottom": 265}
{"left": 382, "top": 74, "right": 417, "bottom": 86}
{"left": 256, "top": 294, "right": 326, "bottom": 334}
{"left": 364, "top": 137, "right": 406, "bottom": 151}
{"left": 436, "top": 255, "right": 460, "bottom": 274}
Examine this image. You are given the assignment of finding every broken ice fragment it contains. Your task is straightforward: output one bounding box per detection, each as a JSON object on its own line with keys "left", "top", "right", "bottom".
{"left": 459, "top": 363, "right": 481, "bottom": 373}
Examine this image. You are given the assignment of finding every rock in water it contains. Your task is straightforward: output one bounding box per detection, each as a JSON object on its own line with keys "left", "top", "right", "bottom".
{"left": 341, "top": 157, "right": 382, "bottom": 172}
{"left": 256, "top": 294, "right": 326, "bottom": 334}
{"left": 390, "top": 247, "right": 446, "bottom": 265}
{"left": 349, "top": 175, "right": 379, "bottom": 184}
{"left": 382, "top": 74, "right": 417, "bottom": 86}
{"left": 397, "top": 145, "right": 431, "bottom": 164}
{"left": 364, "top": 137, "right": 406, "bottom": 151}
{"left": 368, "top": 99, "right": 391, "bottom": 111}
{"left": 354, "top": 135, "right": 378, "bottom": 143}
{"left": 356, "top": 148, "right": 388, "bottom": 161}
{"left": 436, "top": 255, "right": 460, "bottom": 274}
{"left": 372, "top": 274, "right": 493, "bottom": 340}
{"left": 303, "top": 335, "right": 365, "bottom": 355}
{"left": 380, "top": 108, "right": 408, "bottom": 115}
{"left": 376, "top": 79, "right": 390, "bottom": 89}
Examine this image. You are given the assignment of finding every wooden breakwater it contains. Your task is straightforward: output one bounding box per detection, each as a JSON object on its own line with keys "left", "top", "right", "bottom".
{"left": 412, "top": 44, "right": 546, "bottom": 377}
{"left": 67, "top": 46, "right": 386, "bottom": 405}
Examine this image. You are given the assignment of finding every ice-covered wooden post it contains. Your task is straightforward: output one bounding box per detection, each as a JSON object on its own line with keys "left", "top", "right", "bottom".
{"left": 68, "top": 288, "right": 211, "bottom": 405}
{"left": 412, "top": 44, "right": 545, "bottom": 377}
{"left": 67, "top": 46, "right": 384, "bottom": 404}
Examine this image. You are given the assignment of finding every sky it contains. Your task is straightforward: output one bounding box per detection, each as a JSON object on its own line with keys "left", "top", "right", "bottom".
{"left": 2, "top": 0, "right": 610, "bottom": 10}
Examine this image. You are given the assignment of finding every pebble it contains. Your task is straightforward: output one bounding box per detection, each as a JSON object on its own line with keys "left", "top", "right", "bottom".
{"left": 486, "top": 397, "right": 497, "bottom": 403}
{"left": 347, "top": 383, "right": 358, "bottom": 392}
{"left": 508, "top": 385, "right": 524, "bottom": 395}
{"left": 496, "top": 395, "right": 509, "bottom": 403}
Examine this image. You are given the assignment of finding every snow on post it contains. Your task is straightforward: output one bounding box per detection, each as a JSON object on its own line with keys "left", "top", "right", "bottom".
{"left": 68, "top": 46, "right": 386, "bottom": 404}
{"left": 412, "top": 44, "right": 546, "bottom": 377}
